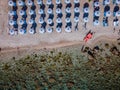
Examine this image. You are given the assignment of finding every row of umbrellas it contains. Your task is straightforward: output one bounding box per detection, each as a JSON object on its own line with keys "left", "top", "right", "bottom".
{"left": 8, "top": 0, "right": 120, "bottom": 7}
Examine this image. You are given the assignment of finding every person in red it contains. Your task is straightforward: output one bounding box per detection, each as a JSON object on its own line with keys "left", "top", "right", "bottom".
{"left": 84, "top": 32, "right": 93, "bottom": 42}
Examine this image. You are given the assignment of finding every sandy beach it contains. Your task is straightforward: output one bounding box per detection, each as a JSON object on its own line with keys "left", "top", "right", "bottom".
{"left": 0, "top": 0, "right": 120, "bottom": 60}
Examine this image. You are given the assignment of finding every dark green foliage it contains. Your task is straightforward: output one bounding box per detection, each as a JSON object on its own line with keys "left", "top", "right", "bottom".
{"left": 0, "top": 43, "right": 120, "bottom": 90}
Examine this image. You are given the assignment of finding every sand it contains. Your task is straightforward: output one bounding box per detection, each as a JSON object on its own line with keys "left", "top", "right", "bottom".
{"left": 0, "top": 0, "right": 120, "bottom": 61}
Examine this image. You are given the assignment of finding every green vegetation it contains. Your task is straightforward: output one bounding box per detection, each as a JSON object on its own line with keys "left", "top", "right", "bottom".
{"left": 0, "top": 42, "right": 120, "bottom": 90}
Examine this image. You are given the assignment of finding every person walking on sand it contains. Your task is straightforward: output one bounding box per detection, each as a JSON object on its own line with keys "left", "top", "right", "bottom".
{"left": 113, "top": 28, "right": 115, "bottom": 33}
{"left": 75, "top": 22, "right": 78, "bottom": 31}
{"left": 118, "top": 29, "right": 120, "bottom": 35}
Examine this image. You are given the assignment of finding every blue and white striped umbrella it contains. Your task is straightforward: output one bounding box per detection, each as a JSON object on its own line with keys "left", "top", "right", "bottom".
{"left": 47, "top": 27, "right": 53, "bottom": 33}
{"left": 18, "top": 0, "right": 25, "bottom": 6}
{"left": 56, "top": 0, "right": 61, "bottom": 4}
{"left": 65, "top": 26, "right": 71, "bottom": 32}
{"left": 56, "top": 27, "right": 62, "bottom": 33}
{"left": 39, "top": 27, "right": 45, "bottom": 34}
{"left": 9, "top": 29, "right": 15, "bottom": 35}
{"left": 8, "top": 0, "right": 16, "bottom": 6}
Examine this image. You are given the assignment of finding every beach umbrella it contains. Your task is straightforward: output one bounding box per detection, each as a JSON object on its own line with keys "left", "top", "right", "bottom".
{"left": 56, "top": 27, "right": 62, "bottom": 33}
{"left": 65, "top": 17, "right": 71, "bottom": 23}
{"left": 47, "top": 18, "right": 53, "bottom": 24}
{"left": 9, "top": 19, "right": 16, "bottom": 26}
{"left": 93, "top": 20, "right": 99, "bottom": 26}
{"left": 65, "top": 26, "right": 71, "bottom": 32}
{"left": 116, "top": 11, "right": 120, "bottom": 16}
{"left": 18, "top": 0, "right": 25, "bottom": 6}
{"left": 8, "top": 10, "right": 16, "bottom": 16}
{"left": 27, "top": 0, "right": 33, "bottom": 6}
{"left": 38, "top": 9, "right": 44, "bottom": 14}
{"left": 74, "top": 16, "right": 79, "bottom": 22}
{"left": 74, "top": 7, "right": 80, "bottom": 13}
{"left": 39, "top": 27, "right": 45, "bottom": 34}
{"left": 19, "top": 10, "right": 26, "bottom": 16}
{"left": 29, "top": 28, "right": 35, "bottom": 34}
{"left": 74, "top": 0, "right": 79, "bottom": 3}
{"left": 9, "top": 29, "right": 15, "bottom": 35}
{"left": 83, "top": 17, "right": 89, "bottom": 22}
{"left": 19, "top": 19, "right": 25, "bottom": 25}
{"left": 94, "top": 11, "right": 100, "bottom": 16}
{"left": 47, "top": 8, "right": 53, "bottom": 14}
{"left": 113, "top": 18, "right": 119, "bottom": 26}
{"left": 46, "top": 0, "right": 52, "bottom": 5}
{"left": 113, "top": 20, "right": 119, "bottom": 26}
{"left": 65, "top": 7, "right": 71, "bottom": 13}
{"left": 56, "top": 0, "right": 61, "bottom": 4}
{"left": 105, "top": 11, "right": 111, "bottom": 16}
{"left": 116, "top": 0, "right": 120, "bottom": 4}
{"left": 19, "top": 29, "right": 26, "bottom": 35}
{"left": 8, "top": 0, "right": 16, "bottom": 6}
{"left": 28, "top": 19, "right": 34, "bottom": 24}
{"left": 104, "top": 0, "right": 110, "bottom": 5}
{"left": 47, "top": 27, "right": 53, "bottom": 33}
{"left": 29, "top": 9, "right": 35, "bottom": 15}
{"left": 83, "top": 7, "right": 89, "bottom": 13}
{"left": 65, "top": 0, "right": 71, "bottom": 4}
{"left": 37, "top": 0, "right": 43, "bottom": 5}
{"left": 39, "top": 17, "right": 44, "bottom": 24}
{"left": 56, "top": 8, "right": 62, "bottom": 14}
{"left": 94, "top": 2, "right": 99, "bottom": 7}
{"left": 56, "top": 17, "right": 62, "bottom": 23}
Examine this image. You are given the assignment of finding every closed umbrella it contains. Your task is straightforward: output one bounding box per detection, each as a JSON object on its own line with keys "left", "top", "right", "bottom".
{"left": 74, "top": 0, "right": 79, "bottom": 3}
{"left": 93, "top": 20, "right": 99, "bottom": 26}
{"left": 9, "top": 19, "right": 16, "bottom": 26}
{"left": 19, "top": 29, "right": 26, "bottom": 35}
{"left": 65, "top": 7, "right": 71, "bottom": 13}
{"left": 18, "top": 0, "right": 25, "bottom": 6}
{"left": 9, "top": 29, "right": 15, "bottom": 35}
{"left": 8, "top": 0, "right": 16, "bottom": 6}
{"left": 8, "top": 10, "right": 16, "bottom": 16}
{"left": 105, "top": 11, "right": 111, "bottom": 17}
{"left": 94, "top": 11, "right": 100, "bottom": 16}
{"left": 39, "top": 17, "right": 44, "bottom": 24}
{"left": 38, "top": 9, "right": 44, "bottom": 14}
{"left": 116, "top": 11, "right": 120, "bottom": 16}
{"left": 56, "top": 17, "right": 62, "bottom": 23}
{"left": 47, "top": 27, "right": 53, "bottom": 33}
{"left": 46, "top": 0, "right": 52, "bottom": 5}
{"left": 83, "top": 17, "right": 89, "bottom": 22}
{"left": 56, "top": 27, "right": 62, "bottom": 33}
{"left": 116, "top": 0, "right": 120, "bottom": 4}
{"left": 74, "top": 7, "right": 80, "bottom": 13}
{"left": 19, "top": 10, "right": 26, "bottom": 16}
{"left": 65, "top": 17, "right": 71, "bottom": 23}
{"left": 56, "top": 0, "right": 61, "bottom": 4}
{"left": 37, "top": 0, "right": 43, "bottom": 5}
{"left": 84, "top": 7, "right": 89, "bottom": 13}
{"left": 28, "top": 19, "right": 34, "bottom": 24}
{"left": 27, "top": 0, "right": 33, "bottom": 6}
{"left": 29, "top": 28, "right": 35, "bottom": 34}
{"left": 47, "top": 8, "right": 53, "bottom": 14}
{"left": 19, "top": 19, "right": 25, "bottom": 25}
{"left": 56, "top": 8, "right": 62, "bottom": 14}
{"left": 94, "top": 2, "right": 99, "bottom": 7}
{"left": 65, "top": 26, "right": 71, "bottom": 32}
{"left": 39, "top": 27, "right": 45, "bottom": 34}
{"left": 65, "top": 0, "right": 70, "bottom": 4}
{"left": 47, "top": 18, "right": 53, "bottom": 24}
{"left": 104, "top": 0, "right": 110, "bottom": 5}
{"left": 74, "top": 16, "right": 79, "bottom": 22}
{"left": 29, "top": 9, "right": 35, "bottom": 15}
